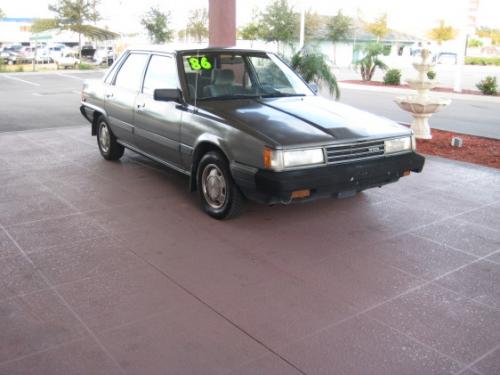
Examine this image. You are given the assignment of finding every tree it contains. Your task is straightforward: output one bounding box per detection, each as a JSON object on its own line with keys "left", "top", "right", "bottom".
{"left": 365, "top": 13, "right": 389, "bottom": 42}
{"left": 428, "top": 20, "right": 457, "bottom": 45}
{"left": 141, "top": 7, "right": 173, "bottom": 44}
{"left": 468, "top": 38, "right": 483, "bottom": 48}
{"left": 238, "top": 8, "right": 261, "bottom": 42}
{"left": 0, "top": 8, "right": 5, "bottom": 19}
{"left": 31, "top": 18, "right": 60, "bottom": 33}
{"left": 476, "top": 27, "right": 500, "bottom": 45}
{"left": 48, "top": 0, "right": 94, "bottom": 58}
{"left": 41, "top": 0, "right": 117, "bottom": 59}
{"left": 259, "top": 0, "right": 296, "bottom": 54}
{"left": 326, "top": 10, "right": 354, "bottom": 64}
{"left": 355, "top": 43, "right": 388, "bottom": 81}
{"left": 303, "top": 10, "right": 321, "bottom": 43}
{"left": 178, "top": 29, "right": 188, "bottom": 43}
{"left": 291, "top": 48, "right": 339, "bottom": 99}
{"left": 88, "top": 0, "right": 100, "bottom": 24}
{"left": 187, "top": 8, "right": 208, "bottom": 42}
{"left": 239, "top": 22, "right": 260, "bottom": 41}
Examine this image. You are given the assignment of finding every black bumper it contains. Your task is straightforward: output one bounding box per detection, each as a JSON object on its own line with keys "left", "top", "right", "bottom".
{"left": 231, "top": 152, "right": 425, "bottom": 204}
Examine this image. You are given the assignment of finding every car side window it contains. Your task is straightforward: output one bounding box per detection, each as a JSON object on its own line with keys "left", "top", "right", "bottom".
{"left": 113, "top": 53, "right": 149, "bottom": 92}
{"left": 143, "top": 54, "right": 179, "bottom": 96}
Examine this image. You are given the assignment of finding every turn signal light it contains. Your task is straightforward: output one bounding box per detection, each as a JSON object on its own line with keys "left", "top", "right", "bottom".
{"left": 263, "top": 148, "right": 272, "bottom": 169}
{"left": 403, "top": 170, "right": 411, "bottom": 176}
{"left": 291, "top": 190, "right": 310, "bottom": 199}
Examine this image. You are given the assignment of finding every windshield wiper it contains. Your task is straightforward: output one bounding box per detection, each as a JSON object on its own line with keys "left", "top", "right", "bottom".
{"left": 198, "top": 94, "right": 260, "bottom": 101}
{"left": 259, "top": 93, "right": 306, "bottom": 98}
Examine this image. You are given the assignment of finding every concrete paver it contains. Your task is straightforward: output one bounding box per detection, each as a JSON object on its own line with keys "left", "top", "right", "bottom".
{"left": 0, "top": 126, "right": 499, "bottom": 374}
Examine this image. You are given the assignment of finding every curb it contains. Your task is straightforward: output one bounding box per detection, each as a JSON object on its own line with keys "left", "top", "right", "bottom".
{"left": 338, "top": 82, "right": 500, "bottom": 103}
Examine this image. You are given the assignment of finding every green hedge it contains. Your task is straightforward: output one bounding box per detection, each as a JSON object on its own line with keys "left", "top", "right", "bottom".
{"left": 383, "top": 69, "right": 401, "bottom": 85}
{"left": 465, "top": 57, "right": 500, "bottom": 66}
{"left": 477, "top": 76, "right": 498, "bottom": 95}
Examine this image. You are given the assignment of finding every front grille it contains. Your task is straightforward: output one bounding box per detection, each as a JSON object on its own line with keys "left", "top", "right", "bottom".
{"left": 325, "top": 139, "right": 385, "bottom": 164}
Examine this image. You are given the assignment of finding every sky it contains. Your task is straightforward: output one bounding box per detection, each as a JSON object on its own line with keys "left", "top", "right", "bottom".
{"left": 1, "top": 0, "right": 499, "bottom": 37}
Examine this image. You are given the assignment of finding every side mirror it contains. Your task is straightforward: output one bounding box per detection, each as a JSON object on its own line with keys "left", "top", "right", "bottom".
{"left": 154, "top": 88, "right": 182, "bottom": 103}
{"left": 309, "top": 82, "right": 319, "bottom": 94}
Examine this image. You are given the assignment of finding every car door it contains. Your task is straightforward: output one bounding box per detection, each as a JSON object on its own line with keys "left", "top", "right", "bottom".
{"left": 134, "top": 54, "right": 183, "bottom": 166}
{"left": 104, "top": 52, "right": 149, "bottom": 145}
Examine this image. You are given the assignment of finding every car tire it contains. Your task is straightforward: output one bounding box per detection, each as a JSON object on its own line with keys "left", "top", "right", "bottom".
{"left": 96, "top": 117, "right": 124, "bottom": 161}
{"left": 197, "top": 151, "right": 243, "bottom": 220}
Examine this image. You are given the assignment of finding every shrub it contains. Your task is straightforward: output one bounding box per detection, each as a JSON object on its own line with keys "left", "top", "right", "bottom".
{"left": 427, "top": 70, "right": 436, "bottom": 80}
{"left": 465, "top": 57, "right": 500, "bottom": 66}
{"left": 476, "top": 76, "right": 498, "bottom": 95}
{"left": 77, "top": 62, "right": 93, "bottom": 70}
{"left": 383, "top": 68, "right": 401, "bottom": 85}
{"left": 468, "top": 39, "right": 483, "bottom": 48}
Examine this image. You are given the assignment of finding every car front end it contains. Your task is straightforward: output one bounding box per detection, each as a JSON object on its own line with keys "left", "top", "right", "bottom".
{"left": 231, "top": 134, "right": 424, "bottom": 204}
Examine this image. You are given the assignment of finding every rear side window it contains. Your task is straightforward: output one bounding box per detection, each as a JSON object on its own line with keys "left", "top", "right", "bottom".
{"left": 114, "top": 53, "right": 149, "bottom": 92}
{"left": 143, "top": 54, "right": 179, "bottom": 95}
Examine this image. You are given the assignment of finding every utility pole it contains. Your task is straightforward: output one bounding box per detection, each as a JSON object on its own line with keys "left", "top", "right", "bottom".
{"left": 454, "top": 0, "right": 480, "bottom": 92}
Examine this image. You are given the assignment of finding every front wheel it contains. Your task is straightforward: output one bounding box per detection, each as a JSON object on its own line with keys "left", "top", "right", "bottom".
{"left": 96, "top": 117, "right": 124, "bottom": 161}
{"left": 197, "top": 151, "right": 243, "bottom": 220}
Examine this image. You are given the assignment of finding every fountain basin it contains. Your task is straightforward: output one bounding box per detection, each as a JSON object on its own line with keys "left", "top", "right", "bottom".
{"left": 407, "top": 79, "right": 437, "bottom": 91}
{"left": 395, "top": 96, "right": 451, "bottom": 115}
{"left": 412, "top": 62, "right": 436, "bottom": 72}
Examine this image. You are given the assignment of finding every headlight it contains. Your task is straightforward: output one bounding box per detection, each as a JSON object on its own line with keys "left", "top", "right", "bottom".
{"left": 264, "top": 148, "right": 325, "bottom": 171}
{"left": 384, "top": 137, "right": 412, "bottom": 154}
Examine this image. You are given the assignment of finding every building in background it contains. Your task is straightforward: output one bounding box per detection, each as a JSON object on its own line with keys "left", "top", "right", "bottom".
{"left": 0, "top": 18, "right": 33, "bottom": 45}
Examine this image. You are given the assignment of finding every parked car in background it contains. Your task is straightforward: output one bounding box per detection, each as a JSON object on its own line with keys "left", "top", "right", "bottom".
{"left": 435, "top": 52, "right": 457, "bottom": 65}
{"left": 0, "top": 51, "right": 20, "bottom": 64}
{"left": 55, "top": 51, "right": 80, "bottom": 69}
{"left": 32, "top": 48, "right": 53, "bottom": 64}
{"left": 80, "top": 47, "right": 425, "bottom": 219}
{"left": 93, "top": 47, "right": 114, "bottom": 65}
{"left": 48, "top": 44, "right": 67, "bottom": 60}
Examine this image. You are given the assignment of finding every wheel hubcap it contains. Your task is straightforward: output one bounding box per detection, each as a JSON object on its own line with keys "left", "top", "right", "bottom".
{"left": 99, "top": 122, "right": 110, "bottom": 153}
{"left": 201, "top": 164, "right": 227, "bottom": 209}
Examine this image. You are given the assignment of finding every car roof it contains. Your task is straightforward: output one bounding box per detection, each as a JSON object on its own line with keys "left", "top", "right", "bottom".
{"left": 125, "top": 44, "right": 270, "bottom": 55}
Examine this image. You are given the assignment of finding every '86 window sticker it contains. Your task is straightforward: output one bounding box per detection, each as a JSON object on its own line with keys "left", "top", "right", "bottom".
{"left": 187, "top": 56, "right": 213, "bottom": 71}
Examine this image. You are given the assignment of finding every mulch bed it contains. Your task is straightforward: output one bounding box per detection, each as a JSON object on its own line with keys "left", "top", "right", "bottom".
{"left": 415, "top": 129, "right": 500, "bottom": 169}
{"left": 341, "top": 80, "right": 496, "bottom": 96}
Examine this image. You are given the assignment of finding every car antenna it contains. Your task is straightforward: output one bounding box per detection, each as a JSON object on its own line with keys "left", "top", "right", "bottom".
{"left": 193, "top": 50, "right": 200, "bottom": 113}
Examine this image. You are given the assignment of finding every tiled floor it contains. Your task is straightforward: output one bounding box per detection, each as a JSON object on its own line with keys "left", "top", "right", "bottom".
{"left": 0, "top": 126, "right": 499, "bottom": 375}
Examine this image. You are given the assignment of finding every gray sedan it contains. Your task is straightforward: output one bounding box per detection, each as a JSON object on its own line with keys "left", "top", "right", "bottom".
{"left": 80, "top": 47, "right": 424, "bottom": 219}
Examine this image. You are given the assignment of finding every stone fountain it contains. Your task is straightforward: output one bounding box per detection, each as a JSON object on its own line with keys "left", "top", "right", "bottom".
{"left": 395, "top": 49, "right": 451, "bottom": 139}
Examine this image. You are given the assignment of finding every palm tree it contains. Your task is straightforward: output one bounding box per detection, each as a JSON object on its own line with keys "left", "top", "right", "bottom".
{"left": 291, "top": 49, "right": 339, "bottom": 99}
{"left": 355, "top": 43, "right": 388, "bottom": 81}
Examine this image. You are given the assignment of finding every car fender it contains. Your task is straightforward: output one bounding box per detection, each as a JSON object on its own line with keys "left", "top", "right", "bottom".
{"left": 80, "top": 101, "right": 109, "bottom": 135}
{"left": 193, "top": 133, "right": 233, "bottom": 161}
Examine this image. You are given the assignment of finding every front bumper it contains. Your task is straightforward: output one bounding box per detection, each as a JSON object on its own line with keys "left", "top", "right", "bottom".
{"left": 231, "top": 152, "right": 425, "bottom": 204}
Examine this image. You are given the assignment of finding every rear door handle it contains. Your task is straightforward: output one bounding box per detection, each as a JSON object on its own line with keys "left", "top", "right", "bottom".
{"left": 105, "top": 93, "right": 114, "bottom": 99}
{"left": 136, "top": 102, "right": 146, "bottom": 111}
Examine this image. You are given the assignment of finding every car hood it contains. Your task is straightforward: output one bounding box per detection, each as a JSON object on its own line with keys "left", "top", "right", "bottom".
{"left": 198, "top": 96, "right": 411, "bottom": 147}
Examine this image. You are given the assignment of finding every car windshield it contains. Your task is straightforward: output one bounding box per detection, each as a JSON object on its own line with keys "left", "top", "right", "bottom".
{"left": 181, "top": 52, "right": 313, "bottom": 101}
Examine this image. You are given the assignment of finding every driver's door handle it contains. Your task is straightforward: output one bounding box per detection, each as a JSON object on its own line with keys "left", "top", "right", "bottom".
{"left": 105, "top": 93, "right": 114, "bottom": 99}
{"left": 136, "top": 102, "right": 146, "bottom": 111}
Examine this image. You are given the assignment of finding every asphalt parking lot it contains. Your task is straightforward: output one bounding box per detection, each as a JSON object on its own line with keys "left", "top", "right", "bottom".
{"left": 0, "top": 70, "right": 104, "bottom": 133}
{"left": 0, "top": 72, "right": 499, "bottom": 374}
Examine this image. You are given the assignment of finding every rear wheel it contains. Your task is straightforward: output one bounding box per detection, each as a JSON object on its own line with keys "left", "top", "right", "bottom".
{"left": 96, "top": 117, "right": 124, "bottom": 161}
{"left": 197, "top": 151, "right": 243, "bottom": 220}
